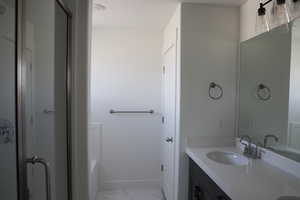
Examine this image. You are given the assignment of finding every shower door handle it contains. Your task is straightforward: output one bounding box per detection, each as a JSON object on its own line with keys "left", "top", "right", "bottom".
{"left": 25, "top": 156, "right": 51, "bottom": 200}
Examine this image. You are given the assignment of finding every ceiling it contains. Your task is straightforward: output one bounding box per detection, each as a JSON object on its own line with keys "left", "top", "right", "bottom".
{"left": 92, "top": 0, "right": 247, "bottom": 30}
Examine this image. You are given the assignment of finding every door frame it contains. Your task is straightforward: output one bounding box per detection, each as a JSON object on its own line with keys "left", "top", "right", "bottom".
{"left": 16, "top": 0, "right": 73, "bottom": 199}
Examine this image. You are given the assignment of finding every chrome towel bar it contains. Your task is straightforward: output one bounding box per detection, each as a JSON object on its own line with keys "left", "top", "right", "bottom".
{"left": 109, "top": 109, "right": 154, "bottom": 114}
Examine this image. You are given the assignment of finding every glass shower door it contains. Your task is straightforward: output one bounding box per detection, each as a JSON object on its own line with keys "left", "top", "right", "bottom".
{"left": 0, "top": 0, "right": 18, "bottom": 200}
{"left": 23, "top": 1, "right": 71, "bottom": 200}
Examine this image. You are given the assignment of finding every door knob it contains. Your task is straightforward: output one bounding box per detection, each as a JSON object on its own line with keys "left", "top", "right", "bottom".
{"left": 165, "top": 137, "right": 173, "bottom": 143}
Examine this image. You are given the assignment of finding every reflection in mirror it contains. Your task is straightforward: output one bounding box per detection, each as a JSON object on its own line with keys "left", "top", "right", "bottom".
{"left": 239, "top": 18, "right": 300, "bottom": 163}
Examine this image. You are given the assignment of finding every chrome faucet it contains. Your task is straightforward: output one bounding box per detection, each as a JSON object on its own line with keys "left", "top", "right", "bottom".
{"left": 263, "top": 134, "right": 279, "bottom": 148}
{"left": 240, "top": 135, "right": 262, "bottom": 159}
{"left": 240, "top": 135, "right": 252, "bottom": 157}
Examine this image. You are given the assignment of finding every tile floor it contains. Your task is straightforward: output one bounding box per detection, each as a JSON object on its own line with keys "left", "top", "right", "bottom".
{"left": 97, "top": 188, "right": 164, "bottom": 200}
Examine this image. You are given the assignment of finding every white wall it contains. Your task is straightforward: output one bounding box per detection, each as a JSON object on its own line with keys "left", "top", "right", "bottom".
{"left": 178, "top": 3, "right": 240, "bottom": 200}
{"left": 181, "top": 3, "right": 240, "bottom": 145}
{"left": 240, "top": 0, "right": 258, "bottom": 42}
{"left": 91, "top": 28, "right": 163, "bottom": 190}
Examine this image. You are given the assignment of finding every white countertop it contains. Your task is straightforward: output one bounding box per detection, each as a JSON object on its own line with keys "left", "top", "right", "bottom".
{"left": 186, "top": 147, "right": 300, "bottom": 200}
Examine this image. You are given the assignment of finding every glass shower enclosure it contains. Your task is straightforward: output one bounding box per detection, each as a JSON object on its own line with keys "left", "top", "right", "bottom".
{"left": 0, "top": 0, "right": 72, "bottom": 200}
{"left": 0, "top": 0, "right": 18, "bottom": 199}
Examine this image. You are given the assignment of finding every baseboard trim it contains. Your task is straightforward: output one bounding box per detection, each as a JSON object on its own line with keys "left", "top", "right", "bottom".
{"left": 101, "top": 179, "right": 161, "bottom": 191}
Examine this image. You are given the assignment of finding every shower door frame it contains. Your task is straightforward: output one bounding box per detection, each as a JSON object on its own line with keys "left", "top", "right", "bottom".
{"left": 16, "top": 0, "right": 73, "bottom": 199}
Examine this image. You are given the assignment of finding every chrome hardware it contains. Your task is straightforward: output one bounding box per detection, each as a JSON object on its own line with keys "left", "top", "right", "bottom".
{"left": 240, "top": 135, "right": 252, "bottom": 152}
{"left": 257, "top": 83, "right": 271, "bottom": 101}
{"left": 43, "top": 109, "right": 56, "bottom": 114}
{"left": 109, "top": 109, "right": 154, "bottom": 114}
{"left": 240, "top": 135, "right": 262, "bottom": 159}
{"left": 264, "top": 134, "right": 279, "bottom": 148}
{"left": 209, "top": 82, "right": 223, "bottom": 100}
{"left": 165, "top": 137, "right": 173, "bottom": 143}
{"left": 25, "top": 156, "right": 51, "bottom": 200}
{"left": 240, "top": 135, "right": 253, "bottom": 157}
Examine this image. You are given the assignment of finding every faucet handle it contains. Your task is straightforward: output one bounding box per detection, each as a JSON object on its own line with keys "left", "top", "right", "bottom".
{"left": 240, "top": 135, "right": 252, "bottom": 143}
{"left": 240, "top": 141, "right": 251, "bottom": 155}
{"left": 240, "top": 141, "right": 248, "bottom": 148}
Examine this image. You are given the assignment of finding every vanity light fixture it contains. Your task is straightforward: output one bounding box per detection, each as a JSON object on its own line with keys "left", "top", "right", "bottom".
{"left": 289, "top": 0, "right": 300, "bottom": 19}
{"left": 257, "top": 1, "right": 270, "bottom": 33}
{"left": 256, "top": 0, "right": 300, "bottom": 33}
{"left": 270, "top": 0, "right": 290, "bottom": 27}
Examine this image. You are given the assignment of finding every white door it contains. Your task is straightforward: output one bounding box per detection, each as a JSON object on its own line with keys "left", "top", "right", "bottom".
{"left": 162, "top": 36, "right": 177, "bottom": 200}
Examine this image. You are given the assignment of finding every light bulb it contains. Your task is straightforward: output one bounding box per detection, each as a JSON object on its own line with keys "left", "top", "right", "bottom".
{"left": 288, "top": 0, "right": 300, "bottom": 19}
{"left": 270, "top": 0, "right": 290, "bottom": 28}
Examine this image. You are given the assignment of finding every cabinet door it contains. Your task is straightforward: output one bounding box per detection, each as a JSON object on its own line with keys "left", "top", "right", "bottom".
{"left": 189, "top": 159, "right": 231, "bottom": 200}
{"left": 189, "top": 160, "right": 214, "bottom": 200}
{"left": 190, "top": 180, "right": 214, "bottom": 200}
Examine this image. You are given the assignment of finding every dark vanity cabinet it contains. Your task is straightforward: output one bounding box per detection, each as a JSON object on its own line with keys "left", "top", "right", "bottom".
{"left": 189, "top": 159, "right": 231, "bottom": 200}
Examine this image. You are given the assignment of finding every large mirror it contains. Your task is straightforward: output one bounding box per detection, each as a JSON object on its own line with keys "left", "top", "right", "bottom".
{"left": 239, "top": 18, "right": 300, "bottom": 162}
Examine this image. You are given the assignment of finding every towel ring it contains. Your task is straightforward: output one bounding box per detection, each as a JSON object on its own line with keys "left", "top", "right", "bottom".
{"left": 209, "top": 82, "right": 223, "bottom": 100}
{"left": 257, "top": 83, "right": 271, "bottom": 101}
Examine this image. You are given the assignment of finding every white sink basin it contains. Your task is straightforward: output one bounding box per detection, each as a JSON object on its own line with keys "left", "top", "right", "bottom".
{"left": 206, "top": 151, "right": 249, "bottom": 166}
